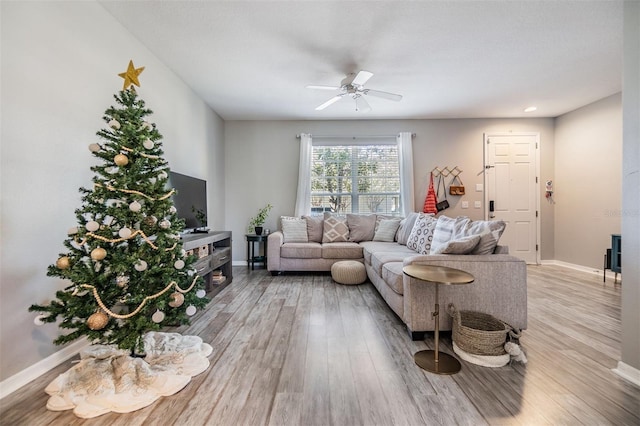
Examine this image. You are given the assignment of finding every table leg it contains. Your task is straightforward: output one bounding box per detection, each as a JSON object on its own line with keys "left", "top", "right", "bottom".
{"left": 247, "top": 241, "right": 250, "bottom": 269}
{"left": 413, "top": 281, "right": 462, "bottom": 375}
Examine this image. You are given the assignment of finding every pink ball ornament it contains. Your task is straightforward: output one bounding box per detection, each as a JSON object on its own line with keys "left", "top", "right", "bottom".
{"left": 174, "top": 259, "right": 185, "bottom": 270}
{"left": 108, "top": 119, "right": 121, "bottom": 130}
{"left": 129, "top": 201, "right": 142, "bottom": 212}
{"left": 152, "top": 310, "right": 165, "bottom": 323}
{"left": 88, "top": 143, "right": 101, "bottom": 153}
{"left": 134, "top": 259, "right": 148, "bottom": 272}
{"left": 143, "top": 139, "right": 154, "bottom": 149}
{"left": 185, "top": 305, "right": 197, "bottom": 316}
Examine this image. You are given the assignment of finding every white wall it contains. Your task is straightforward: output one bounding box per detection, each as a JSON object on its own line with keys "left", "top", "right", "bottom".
{"left": 0, "top": 1, "right": 224, "bottom": 381}
{"left": 620, "top": 0, "right": 640, "bottom": 373}
{"left": 554, "top": 94, "right": 622, "bottom": 269}
{"left": 225, "top": 118, "right": 555, "bottom": 263}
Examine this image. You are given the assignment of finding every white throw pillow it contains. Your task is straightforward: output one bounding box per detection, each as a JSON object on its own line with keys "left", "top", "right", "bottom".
{"left": 406, "top": 213, "right": 437, "bottom": 254}
{"left": 454, "top": 220, "right": 507, "bottom": 255}
{"left": 373, "top": 219, "right": 402, "bottom": 242}
{"left": 281, "top": 216, "right": 308, "bottom": 243}
{"left": 430, "top": 215, "right": 471, "bottom": 254}
{"left": 396, "top": 212, "right": 419, "bottom": 245}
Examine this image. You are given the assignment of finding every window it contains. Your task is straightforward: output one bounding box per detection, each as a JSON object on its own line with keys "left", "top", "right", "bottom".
{"left": 310, "top": 143, "right": 400, "bottom": 215}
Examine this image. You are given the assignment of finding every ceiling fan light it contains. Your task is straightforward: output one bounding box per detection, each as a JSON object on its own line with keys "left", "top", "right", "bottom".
{"left": 524, "top": 106, "right": 537, "bottom": 113}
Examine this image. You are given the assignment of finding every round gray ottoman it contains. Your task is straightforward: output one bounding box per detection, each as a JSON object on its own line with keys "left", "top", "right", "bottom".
{"left": 331, "top": 260, "right": 367, "bottom": 285}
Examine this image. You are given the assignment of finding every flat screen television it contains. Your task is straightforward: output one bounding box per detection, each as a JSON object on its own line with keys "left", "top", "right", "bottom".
{"left": 168, "top": 171, "right": 208, "bottom": 232}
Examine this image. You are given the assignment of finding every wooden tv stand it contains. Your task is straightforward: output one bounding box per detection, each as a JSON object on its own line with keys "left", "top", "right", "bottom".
{"left": 182, "top": 231, "right": 232, "bottom": 297}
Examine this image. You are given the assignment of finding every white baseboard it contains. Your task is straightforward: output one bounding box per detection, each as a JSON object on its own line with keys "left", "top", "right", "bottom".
{"left": 0, "top": 339, "right": 90, "bottom": 400}
{"left": 232, "top": 260, "right": 248, "bottom": 266}
{"left": 613, "top": 361, "right": 640, "bottom": 388}
{"left": 540, "top": 259, "right": 621, "bottom": 281}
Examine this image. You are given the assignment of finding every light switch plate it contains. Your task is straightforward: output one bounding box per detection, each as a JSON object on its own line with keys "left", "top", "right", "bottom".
{"left": 474, "top": 201, "right": 482, "bottom": 209}
{"left": 461, "top": 201, "right": 469, "bottom": 209}
{"left": 476, "top": 183, "right": 483, "bottom": 191}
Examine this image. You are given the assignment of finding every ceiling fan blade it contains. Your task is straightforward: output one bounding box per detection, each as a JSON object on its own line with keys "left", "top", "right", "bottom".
{"left": 364, "top": 89, "right": 403, "bottom": 102}
{"left": 306, "top": 85, "right": 340, "bottom": 91}
{"left": 352, "top": 70, "right": 373, "bottom": 86}
{"left": 316, "top": 94, "right": 344, "bottom": 110}
{"left": 354, "top": 95, "right": 371, "bottom": 113}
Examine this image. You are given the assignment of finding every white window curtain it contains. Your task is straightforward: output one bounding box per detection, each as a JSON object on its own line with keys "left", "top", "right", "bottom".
{"left": 397, "top": 132, "right": 415, "bottom": 216}
{"left": 294, "top": 133, "right": 312, "bottom": 217}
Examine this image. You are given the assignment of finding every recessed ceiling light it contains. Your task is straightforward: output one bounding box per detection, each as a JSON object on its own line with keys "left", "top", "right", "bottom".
{"left": 524, "top": 106, "right": 537, "bottom": 113}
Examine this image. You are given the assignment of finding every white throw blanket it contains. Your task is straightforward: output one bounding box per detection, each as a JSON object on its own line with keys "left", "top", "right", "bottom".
{"left": 44, "top": 332, "right": 213, "bottom": 418}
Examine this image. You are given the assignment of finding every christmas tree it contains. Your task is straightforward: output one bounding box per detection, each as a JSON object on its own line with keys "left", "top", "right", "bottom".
{"left": 30, "top": 61, "right": 208, "bottom": 354}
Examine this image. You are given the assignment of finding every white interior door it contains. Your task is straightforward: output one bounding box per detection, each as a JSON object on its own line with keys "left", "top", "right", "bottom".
{"left": 484, "top": 133, "right": 540, "bottom": 264}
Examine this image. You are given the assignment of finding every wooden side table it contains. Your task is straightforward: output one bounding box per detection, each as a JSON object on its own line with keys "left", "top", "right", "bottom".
{"left": 403, "top": 264, "right": 474, "bottom": 375}
{"left": 245, "top": 234, "right": 268, "bottom": 270}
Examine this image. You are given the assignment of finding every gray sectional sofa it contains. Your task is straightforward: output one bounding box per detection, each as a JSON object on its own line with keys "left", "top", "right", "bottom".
{"left": 267, "top": 212, "right": 527, "bottom": 339}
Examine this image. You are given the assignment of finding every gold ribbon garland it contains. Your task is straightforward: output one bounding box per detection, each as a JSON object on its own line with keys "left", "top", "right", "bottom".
{"left": 94, "top": 183, "right": 175, "bottom": 201}
{"left": 78, "top": 275, "right": 199, "bottom": 320}
{"left": 120, "top": 145, "right": 160, "bottom": 160}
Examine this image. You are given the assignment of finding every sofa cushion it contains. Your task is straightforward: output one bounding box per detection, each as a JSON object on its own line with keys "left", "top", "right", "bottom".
{"left": 360, "top": 241, "right": 399, "bottom": 265}
{"left": 429, "top": 215, "right": 470, "bottom": 254}
{"left": 281, "top": 242, "right": 322, "bottom": 259}
{"left": 347, "top": 214, "right": 377, "bottom": 242}
{"left": 373, "top": 219, "right": 402, "bottom": 242}
{"left": 382, "top": 262, "right": 405, "bottom": 295}
{"left": 281, "top": 216, "right": 308, "bottom": 243}
{"left": 323, "top": 213, "right": 350, "bottom": 242}
{"left": 456, "top": 220, "right": 507, "bottom": 255}
{"left": 303, "top": 215, "right": 324, "bottom": 242}
{"left": 406, "top": 213, "right": 437, "bottom": 254}
{"left": 322, "top": 242, "right": 363, "bottom": 259}
{"left": 396, "top": 212, "right": 419, "bottom": 245}
{"left": 371, "top": 251, "right": 411, "bottom": 276}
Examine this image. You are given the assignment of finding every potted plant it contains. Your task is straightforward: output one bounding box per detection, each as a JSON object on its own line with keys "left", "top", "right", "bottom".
{"left": 248, "top": 204, "right": 272, "bottom": 235}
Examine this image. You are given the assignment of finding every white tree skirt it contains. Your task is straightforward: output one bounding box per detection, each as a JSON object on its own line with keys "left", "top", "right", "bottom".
{"left": 44, "top": 332, "right": 213, "bottom": 418}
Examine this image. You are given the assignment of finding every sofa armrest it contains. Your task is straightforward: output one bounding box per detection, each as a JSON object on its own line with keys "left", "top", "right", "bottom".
{"left": 267, "top": 231, "right": 284, "bottom": 272}
{"left": 402, "top": 253, "right": 527, "bottom": 332}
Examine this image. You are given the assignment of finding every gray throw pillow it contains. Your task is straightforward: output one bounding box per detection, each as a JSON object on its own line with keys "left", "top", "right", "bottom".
{"left": 303, "top": 215, "right": 324, "bottom": 242}
{"left": 439, "top": 234, "right": 482, "bottom": 254}
{"left": 347, "top": 214, "right": 377, "bottom": 242}
{"left": 373, "top": 219, "right": 402, "bottom": 242}
{"left": 396, "top": 212, "right": 420, "bottom": 245}
{"left": 458, "top": 220, "right": 507, "bottom": 255}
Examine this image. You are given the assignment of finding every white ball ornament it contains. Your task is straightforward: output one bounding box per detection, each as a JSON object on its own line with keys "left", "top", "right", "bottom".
{"left": 143, "top": 139, "right": 154, "bottom": 149}
{"left": 174, "top": 259, "right": 185, "bottom": 270}
{"left": 169, "top": 206, "right": 177, "bottom": 214}
{"left": 185, "top": 305, "right": 197, "bottom": 316}
{"left": 158, "top": 171, "right": 168, "bottom": 180}
{"left": 88, "top": 143, "right": 101, "bottom": 153}
{"left": 196, "top": 289, "right": 206, "bottom": 298}
{"left": 34, "top": 314, "right": 47, "bottom": 326}
{"left": 85, "top": 221, "right": 100, "bottom": 232}
{"left": 129, "top": 201, "right": 142, "bottom": 212}
{"left": 108, "top": 119, "right": 121, "bottom": 130}
{"left": 118, "top": 227, "right": 132, "bottom": 239}
{"left": 67, "top": 226, "right": 79, "bottom": 235}
{"left": 152, "top": 310, "right": 165, "bottom": 323}
{"left": 159, "top": 219, "right": 171, "bottom": 229}
{"left": 134, "top": 259, "right": 148, "bottom": 272}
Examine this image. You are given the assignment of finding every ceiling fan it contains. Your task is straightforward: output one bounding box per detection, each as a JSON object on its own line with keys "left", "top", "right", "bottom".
{"left": 306, "top": 70, "right": 403, "bottom": 112}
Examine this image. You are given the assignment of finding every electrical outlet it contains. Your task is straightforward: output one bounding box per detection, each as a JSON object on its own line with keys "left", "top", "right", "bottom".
{"left": 476, "top": 183, "right": 483, "bottom": 192}
{"left": 474, "top": 201, "right": 482, "bottom": 209}
{"left": 461, "top": 201, "right": 469, "bottom": 209}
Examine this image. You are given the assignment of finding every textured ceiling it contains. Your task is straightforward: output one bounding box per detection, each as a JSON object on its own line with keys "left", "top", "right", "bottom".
{"left": 100, "top": 0, "right": 623, "bottom": 120}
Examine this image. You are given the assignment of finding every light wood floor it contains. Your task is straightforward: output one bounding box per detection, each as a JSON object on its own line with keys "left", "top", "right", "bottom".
{"left": 1, "top": 265, "right": 639, "bottom": 425}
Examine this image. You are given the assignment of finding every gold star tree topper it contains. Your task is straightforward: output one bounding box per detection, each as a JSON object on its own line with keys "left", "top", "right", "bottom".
{"left": 118, "top": 60, "right": 145, "bottom": 90}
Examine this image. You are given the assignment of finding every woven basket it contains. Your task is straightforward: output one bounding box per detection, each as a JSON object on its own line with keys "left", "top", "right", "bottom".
{"left": 448, "top": 304, "right": 520, "bottom": 356}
